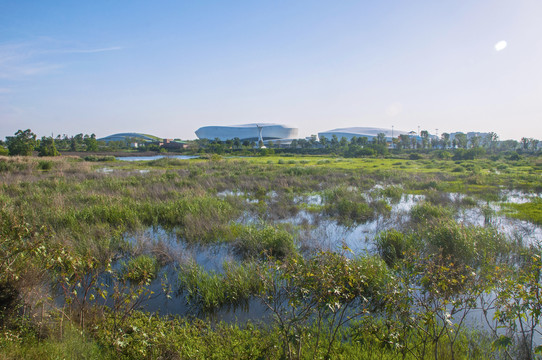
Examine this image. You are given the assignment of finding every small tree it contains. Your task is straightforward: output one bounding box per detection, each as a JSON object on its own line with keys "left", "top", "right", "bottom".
{"left": 399, "top": 134, "right": 410, "bottom": 149}
{"left": 441, "top": 133, "right": 451, "bottom": 149}
{"left": 470, "top": 135, "right": 481, "bottom": 148}
{"left": 84, "top": 134, "right": 98, "bottom": 152}
{"left": 233, "top": 137, "right": 241, "bottom": 149}
{"left": 6, "top": 129, "right": 37, "bottom": 156}
{"left": 455, "top": 133, "right": 468, "bottom": 149}
{"left": 257, "top": 251, "right": 389, "bottom": 359}
{"left": 319, "top": 135, "right": 327, "bottom": 148}
{"left": 421, "top": 130, "right": 429, "bottom": 149}
{"left": 484, "top": 132, "right": 499, "bottom": 151}
{"left": 38, "top": 136, "right": 59, "bottom": 157}
{"left": 521, "top": 137, "right": 530, "bottom": 150}
{"left": 376, "top": 132, "right": 387, "bottom": 146}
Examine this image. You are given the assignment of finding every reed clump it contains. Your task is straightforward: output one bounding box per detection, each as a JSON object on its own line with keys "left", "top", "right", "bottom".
{"left": 230, "top": 223, "right": 297, "bottom": 260}
{"left": 177, "top": 260, "right": 263, "bottom": 312}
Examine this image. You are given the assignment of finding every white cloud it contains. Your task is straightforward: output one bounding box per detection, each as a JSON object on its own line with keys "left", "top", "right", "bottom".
{"left": 386, "top": 102, "right": 403, "bottom": 117}
{"left": 0, "top": 39, "right": 122, "bottom": 79}
{"left": 58, "top": 46, "right": 123, "bottom": 54}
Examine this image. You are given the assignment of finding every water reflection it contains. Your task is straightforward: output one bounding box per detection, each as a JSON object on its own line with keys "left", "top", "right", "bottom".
{"left": 116, "top": 155, "right": 199, "bottom": 161}
{"left": 114, "top": 188, "right": 542, "bottom": 324}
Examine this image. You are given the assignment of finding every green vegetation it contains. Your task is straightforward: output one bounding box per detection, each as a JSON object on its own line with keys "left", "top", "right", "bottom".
{"left": 120, "top": 255, "right": 159, "bottom": 284}
{"left": 37, "top": 137, "right": 60, "bottom": 157}
{"left": 230, "top": 223, "right": 297, "bottom": 259}
{"left": 5, "top": 129, "right": 37, "bottom": 156}
{"left": 5, "top": 126, "right": 542, "bottom": 159}
{"left": 178, "top": 260, "right": 263, "bottom": 312}
{"left": 502, "top": 197, "right": 542, "bottom": 225}
{"left": 0, "top": 153, "right": 542, "bottom": 359}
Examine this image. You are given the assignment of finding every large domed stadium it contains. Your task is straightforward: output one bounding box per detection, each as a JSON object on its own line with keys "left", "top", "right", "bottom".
{"left": 318, "top": 127, "right": 416, "bottom": 142}
{"left": 195, "top": 123, "right": 298, "bottom": 141}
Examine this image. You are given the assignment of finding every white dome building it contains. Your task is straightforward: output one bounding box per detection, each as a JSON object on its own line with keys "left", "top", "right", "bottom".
{"left": 195, "top": 123, "right": 298, "bottom": 142}
{"left": 318, "top": 127, "right": 414, "bottom": 142}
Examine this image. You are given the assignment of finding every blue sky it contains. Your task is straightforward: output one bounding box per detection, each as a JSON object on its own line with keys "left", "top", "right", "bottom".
{"left": 1, "top": 0, "right": 541, "bottom": 140}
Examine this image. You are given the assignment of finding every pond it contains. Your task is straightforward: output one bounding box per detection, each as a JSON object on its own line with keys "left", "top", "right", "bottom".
{"left": 102, "top": 188, "right": 542, "bottom": 326}
{"left": 122, "top": 228, "right": 266, "bottom": 322}
{"left": 116, "top": 155, "right": 199, "bottom": 161}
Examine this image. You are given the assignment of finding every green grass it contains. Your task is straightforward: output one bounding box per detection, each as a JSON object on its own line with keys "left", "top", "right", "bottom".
{"left": 1, "top": 154, "right": 542, "bottom": 359}
{"left": 502, "top": 197, "right": 542, "bottom": 225}
{"left": 229, "top": 223, "right": 297, "bottom": 259}
{"left": 0, "top": 324, "right": 116, "bottom": 360}
{"left": 177, "top": 260, "right": 264, "bottom": 312}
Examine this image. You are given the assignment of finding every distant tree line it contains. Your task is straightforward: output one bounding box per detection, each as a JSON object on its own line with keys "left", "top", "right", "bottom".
{"left": 1, "top": 129, "right": 541, "bottom": 159}
{"left": 0, "top": 130, "right": 163, "bottom": 156}
{"left": 193, "top": 131, "right": 541, "bottom": 160}
{"left": 0, "top": 130, "right": 103, "bottom": 156}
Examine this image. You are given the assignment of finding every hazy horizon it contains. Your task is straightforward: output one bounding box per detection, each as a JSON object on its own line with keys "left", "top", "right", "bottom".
{"left": 1, "top": 1, "right": 541, "bottom": 141}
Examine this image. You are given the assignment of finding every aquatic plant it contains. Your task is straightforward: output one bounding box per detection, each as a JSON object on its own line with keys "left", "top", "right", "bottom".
{"left": 502, "top": 198, "right": 542, "bottom": 225}
{"left": 374, "top": 229, "right": 414, "bottom": 267}
{"left": 230, "top": 223, "right": 296, "bottom": 260}
{"left": 177, "top": 260, "right": 263, "bottom": 312}
{"left": 119, "top": 254, "right": 159, "bottom": 285}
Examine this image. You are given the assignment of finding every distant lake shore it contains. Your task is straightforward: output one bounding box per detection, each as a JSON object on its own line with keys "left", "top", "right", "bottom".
{"left": 55, "top": 151, "right": 174, "bottom": 157}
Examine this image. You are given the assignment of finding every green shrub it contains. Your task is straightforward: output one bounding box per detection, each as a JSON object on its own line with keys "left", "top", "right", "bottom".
{"left": 425, "top": 221, "right": 474, "bottom": 263}
{"left": 0, "top": 160, "right": 10, "bottom": 172}
{"left": 421, "top": 220, "right": 508, "bottom": 265}
{"left": 0, "top": 324, "right": 116, "bottom": 360}
{"left": 508, "top": 152, "right": 521, "bottom": 161}
{"left": 147, "top": 157, "right": 186, "bottom": 167}
{"left": 83, "top": 155, "right": 116, "bottom": 162}
{"left": 410, "top": 202, "right": 453, "bottom": 224}
{"left": 374, "top": 229, "right": 413, "bottom": 266}
{"left": 379, "top": 186, "right": 403, "bottom": 202}
{"left": 120, "top": 255, "right": 159, "bottom": 284}
{"left": 37, "top": 160, "right": 53, "bottom": 171}
{"left": 230, "top": 223, "right": 296, "bottom": 260}
{"left": 93, "top": 312, "right": 278, "bottom": 359}
{"left": 323, "top": 186, "right": 385, "bottom": 224}
{"left": 460, "top": 196, "right": 478, "bottom": 207}
{"left": 177, "top": 260, "right": 263, "bottom": 311}
{"left": 452, "top": 166, "right": 466, "bottom": 172}
{"left": 336, "top": 198, "right": 373, "bottom": 223}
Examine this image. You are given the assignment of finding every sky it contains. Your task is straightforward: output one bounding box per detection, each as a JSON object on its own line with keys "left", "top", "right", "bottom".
{"left": 1, "top": 0, "right": 541, "bottom": 141}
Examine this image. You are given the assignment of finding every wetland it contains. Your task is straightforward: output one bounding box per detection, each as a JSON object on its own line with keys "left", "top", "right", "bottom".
{"left": 1, "top": 153, "right": 542, "bottom": 359}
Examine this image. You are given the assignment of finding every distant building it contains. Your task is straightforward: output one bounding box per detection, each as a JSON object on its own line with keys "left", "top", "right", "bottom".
{"left": 318, "top": 127, "right": 416, "bottom": 143}
{"left": 98, "top": 133, "right": 161, "bottom": 143}
{"left": 449, "top": 132, "right": 490, "bottom": 141}
{"left": 195, "top": 123, "right": 298, "bottom": 141}
{"left": 161, "top": 139, "right": 189, "bottom": 150}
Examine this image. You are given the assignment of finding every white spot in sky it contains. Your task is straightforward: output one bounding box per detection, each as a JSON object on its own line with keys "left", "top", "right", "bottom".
{"left": 386, "top": 102, "right": 403, "bottom": 117}
{"left": 495, "top": 40, "right": 507, "bottom": 51}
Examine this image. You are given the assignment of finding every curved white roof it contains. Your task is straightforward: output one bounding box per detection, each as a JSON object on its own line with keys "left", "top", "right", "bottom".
{"left": 318, "top": 127, "right": 412, "bottom": 141}
{"left": 98, "top": 133, "right": 160, "bottom": 142}
{"left": 196, "top": 123, "right": 298, "bottom": 141}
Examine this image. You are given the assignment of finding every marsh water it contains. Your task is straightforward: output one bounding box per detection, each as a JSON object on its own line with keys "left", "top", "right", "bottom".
{"left": 116, "top": 155, "right": 199, "bottom": 161}
{"left": 121, "top": 188, "right": 542, "bottom": 324}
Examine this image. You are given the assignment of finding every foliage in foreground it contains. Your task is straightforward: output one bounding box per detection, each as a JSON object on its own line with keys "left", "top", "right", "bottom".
{"left": 1, "top": 155, "right": 542, "bottom": 359}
